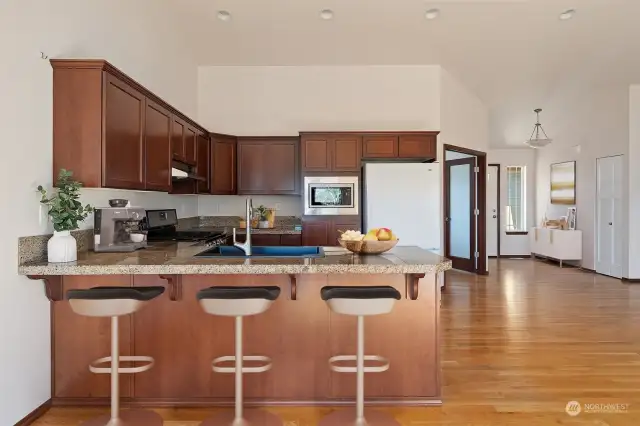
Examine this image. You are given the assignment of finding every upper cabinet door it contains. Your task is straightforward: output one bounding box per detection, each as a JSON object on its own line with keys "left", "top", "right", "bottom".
{"left": 362, "top": 135, "right": 399, "bottom": 158}
{"left": 332, "top": 136, "right": 362, "bottom": 171}
{"left": 268, "top": 139, "right": 299, "bottom": 194}
{"left": 196, "top": 133, "right": 210, "bottom": 193}
{"left": 103, "top": 73, "right": 145, "bottom": 190}
{"left": 144, "top": 99, "right": 172, "bottom": 192}
{"left": 184, "top": 125, "right": 197, "bottom": 165}
{"left": 211, "top": 135, "right": 237, "bottom": 195}
{"left": 171, "top": 116, "right": 185, "bottom": 161}
{"left": 301, "top": 136, "right": 331, "bottom": 171}
{"left": 398, "top": 134, "right": 437, "bottom": 159}
{"left": 238, "top": 137, "right": 299, "bottom": 195}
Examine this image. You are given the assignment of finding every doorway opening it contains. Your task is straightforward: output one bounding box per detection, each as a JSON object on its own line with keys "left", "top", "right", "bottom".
{"left": 443, "top": 144, "right": 487, "bottom": 274}
{"left": 488, "top": 164, "right": 500, "bottom": 258}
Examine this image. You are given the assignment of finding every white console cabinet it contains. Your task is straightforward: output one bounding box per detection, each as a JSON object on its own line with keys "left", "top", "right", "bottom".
{"left": 529, "top": 228, "right": 582, "bottom": 267}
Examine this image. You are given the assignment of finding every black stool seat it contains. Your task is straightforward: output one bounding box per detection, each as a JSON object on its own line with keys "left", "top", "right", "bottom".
{"left": 67, "top": 286, "right": 165, "bottom": 301}
{"left": 321, "top": 286, "right": 401, "bottom": 301}
{"left": 197, "top": 286, "right": 281, "bottom": 301}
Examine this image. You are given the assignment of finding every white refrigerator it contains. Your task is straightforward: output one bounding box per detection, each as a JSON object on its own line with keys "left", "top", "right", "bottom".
{"left": 364, "top": 162, "right": 441, "bottom": 253}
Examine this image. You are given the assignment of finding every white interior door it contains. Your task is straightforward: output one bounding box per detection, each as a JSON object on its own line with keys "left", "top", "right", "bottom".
{"left": 596, "top": 155, "right": 623, "bottom": 278}
{"left": 487, "top": 165, "right": 499, "bottom": 257}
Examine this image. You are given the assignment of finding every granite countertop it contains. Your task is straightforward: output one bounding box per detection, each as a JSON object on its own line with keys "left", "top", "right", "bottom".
{"left": 212, "top": 226, "right": 301, "bottom": 235}
{"left": 18, "top": 243, "right": 451, "bottom": 276}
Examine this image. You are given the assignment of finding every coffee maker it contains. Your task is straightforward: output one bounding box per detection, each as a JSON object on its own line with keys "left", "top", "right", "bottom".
{"left": 93, "top": 207, "right": 147, "bottom": 252}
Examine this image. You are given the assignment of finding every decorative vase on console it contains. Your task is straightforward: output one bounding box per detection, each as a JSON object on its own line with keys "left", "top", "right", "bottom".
{"left": 255, "top": 204, "right": 270, "bottom": 229}
{"left": 37, "top": 169, "right": 94, "bottom": 263}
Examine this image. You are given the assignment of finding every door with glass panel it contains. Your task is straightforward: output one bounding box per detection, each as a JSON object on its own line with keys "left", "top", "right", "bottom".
{"left": 445, "top": 157, "right": 476, "bottom": 272}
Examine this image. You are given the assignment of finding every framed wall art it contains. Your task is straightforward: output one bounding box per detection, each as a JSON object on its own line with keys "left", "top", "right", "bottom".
{"left": 550, "top": 161, "right": 576, "bottom": 205}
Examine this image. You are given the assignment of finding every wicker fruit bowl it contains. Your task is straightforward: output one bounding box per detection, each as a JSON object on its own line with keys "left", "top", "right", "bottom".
{"left": 338, "top": 239, "right": 398, "bottom": 255}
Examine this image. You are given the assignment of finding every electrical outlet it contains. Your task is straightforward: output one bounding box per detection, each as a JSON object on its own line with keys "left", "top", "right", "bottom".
{"left": 275, "top": 203, "right": 281, "bottom": 211}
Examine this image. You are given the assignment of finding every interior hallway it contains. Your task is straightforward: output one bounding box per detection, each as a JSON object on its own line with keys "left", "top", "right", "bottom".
{"left": 32, "top": 259, "right": 640, "bottom": 425}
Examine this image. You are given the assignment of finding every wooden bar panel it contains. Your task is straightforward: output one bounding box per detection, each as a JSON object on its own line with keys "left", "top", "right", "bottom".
{"left": 52, "top": 273, "right": 440, "bottom": 404}
{"left": 54, "top": 275, "right": 133, "bottom": 398}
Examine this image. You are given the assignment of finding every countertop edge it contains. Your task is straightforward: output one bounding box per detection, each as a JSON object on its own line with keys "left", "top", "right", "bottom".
{"left": 19, "top": 262, "right": 452, "bottom": 276}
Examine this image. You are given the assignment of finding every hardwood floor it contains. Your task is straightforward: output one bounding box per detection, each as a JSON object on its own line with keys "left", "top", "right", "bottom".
{"left": 32, "top": 259, "right": 640, "bottom": 425}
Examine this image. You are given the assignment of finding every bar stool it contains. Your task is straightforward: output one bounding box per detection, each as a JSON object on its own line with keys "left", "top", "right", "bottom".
{"left": 197, "top": 286, "right": 283, "bottom": 426}
{"left": 319, "top": 285, "right": 402, "bottom": 426}
{"left": 67, "top": 286, "right": 165, "bottom": 426}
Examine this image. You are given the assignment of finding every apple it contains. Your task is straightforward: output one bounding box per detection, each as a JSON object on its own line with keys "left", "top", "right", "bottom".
{"left": 376, "top": 228, "right": 393, "bottom": 241}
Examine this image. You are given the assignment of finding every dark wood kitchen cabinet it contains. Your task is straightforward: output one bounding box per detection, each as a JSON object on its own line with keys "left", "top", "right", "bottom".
{"left": 237, "top": 137, "right": 299, "bottom": 195}
{"left": 196, "top": 133, "right": 210, "bottom": 193}
{"left": 302, "top": 217, "right": 360, "bottom": 246}
{"left": 51, "top": 59, "right": 209, "bottom": 191}
{"left": 144, "top": 99, "right": 172, "bottom": 192}
{"left": 362, "top": 135, "right": 399, "bottom": 158}
{"left": 300, "top": 133, "right": 361, "bottom": 172}
{"left": 211, "top": 134, "right": 237, "bottom": 195}
{"left": 103, "top": 72, "right": 146, "bottom": 189}
{"left": 362, "top": 133, "right": 438, "bottom": 160}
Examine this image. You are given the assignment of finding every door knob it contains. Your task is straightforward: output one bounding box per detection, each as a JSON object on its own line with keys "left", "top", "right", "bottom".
{"left": 609, "top": 222, "right": 613, "bottom": 225}
{"left": 493, "top": 215, "right": 497, "bottom": 219}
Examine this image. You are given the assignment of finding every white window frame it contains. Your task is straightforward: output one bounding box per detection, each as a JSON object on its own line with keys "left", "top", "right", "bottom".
{"left": 505, "top": 166, "right": 527, "bottom": 232}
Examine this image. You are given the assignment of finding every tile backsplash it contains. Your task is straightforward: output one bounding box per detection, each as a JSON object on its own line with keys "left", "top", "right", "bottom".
{"left": 198, "top": 195, "right": 302, "bottom": 217}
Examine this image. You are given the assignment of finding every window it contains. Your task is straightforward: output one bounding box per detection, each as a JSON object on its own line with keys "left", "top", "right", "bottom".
{"left": 505, "top": 166, "right": 526, "bottom": 232}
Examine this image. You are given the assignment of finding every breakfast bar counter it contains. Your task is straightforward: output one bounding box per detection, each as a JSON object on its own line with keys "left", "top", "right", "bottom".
{"left": 20, "top": 244, "right": 450, "bottom": 408}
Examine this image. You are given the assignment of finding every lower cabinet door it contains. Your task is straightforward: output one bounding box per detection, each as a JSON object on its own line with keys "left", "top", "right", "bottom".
{"left": 251, "top": 234, "right": 282, "bottom": 246}
{"left": 280, "top": 234, "right": 302, "bottom": 246}
{"left": 331, "top": 218, "right": 361, "bottom": 246}
{"left": 302, "top": 220, "right": 331, "bottom": 246}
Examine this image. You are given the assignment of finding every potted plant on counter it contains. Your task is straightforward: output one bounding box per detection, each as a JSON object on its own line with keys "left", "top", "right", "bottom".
{"left": 38, "top": 169, "right": 94, "bottom": 263}
{"left": 255, "top": 205, "right": 270, "bottom": 229}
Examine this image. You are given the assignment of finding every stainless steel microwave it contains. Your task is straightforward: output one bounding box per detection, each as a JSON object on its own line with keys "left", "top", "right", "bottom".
{"left": 304, "top": 176, "right": 359, "bottom": 216}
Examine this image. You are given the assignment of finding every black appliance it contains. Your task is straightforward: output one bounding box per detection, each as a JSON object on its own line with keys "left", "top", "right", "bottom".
{"left": 145, "top": 209, "right": 230, "bottom": 246}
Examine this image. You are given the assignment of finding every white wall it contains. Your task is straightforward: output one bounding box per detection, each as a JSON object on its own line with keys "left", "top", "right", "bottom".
{"left": 198, "top": 65, "right": 441, "bottom": 135}
{"left": 534, "top": 85, "right": 630, "bottom": 272}
{"left": 628, "top": 86, "right": 640, "bottom": 278}
{"left": 440, "top": 69, "right": 490, "bottom": 155}
{"left": 0, "top": 1, "right": 198, "bottom": 423}
{"left": 487, "top": 149, "right": 537, "bottom": 256}
{"left": 198, "top": 195, "right": 301, "bottom": 217}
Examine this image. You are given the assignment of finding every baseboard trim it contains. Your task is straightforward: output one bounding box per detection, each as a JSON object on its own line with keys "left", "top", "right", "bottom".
{"left": 499, "top": 255, "right": 531, "bottom": 259}
{"left": 622, "top": 278, "right": 640, "bottom": 283}
{"left": 52, "top": 396, "right": 442, "bottom": 408}
{"left": 15, "top": 399, "right": 51, "bottom": 426}
{"left": 580, "top": 267, "right": 596, "bottom": 273}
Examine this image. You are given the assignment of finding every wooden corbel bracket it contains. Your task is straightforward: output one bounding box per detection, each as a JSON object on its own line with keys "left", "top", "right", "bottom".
{"left": 405, "top": 274, "right": 425, "bottom": 300}
{"left": 289, "top": 274, "right": 297, "bottom": 300}
{"left": 159, "top": 275, "right": 182, "bottom": 301}
{"left": 27, "top": 275, "right": 63, "bottom": 302}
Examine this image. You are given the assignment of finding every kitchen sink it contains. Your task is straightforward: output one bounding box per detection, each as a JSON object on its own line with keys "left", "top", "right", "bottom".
{"left": 194, "top": 245, "right": 325, "bottom": 258}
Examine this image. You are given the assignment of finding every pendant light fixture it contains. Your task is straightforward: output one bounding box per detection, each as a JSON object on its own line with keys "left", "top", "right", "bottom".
{"left": 525, "top": 108, "right": 553, "bottom": 148}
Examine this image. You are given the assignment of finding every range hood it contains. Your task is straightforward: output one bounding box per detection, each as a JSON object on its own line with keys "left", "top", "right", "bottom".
{"left": 171, "top": 160, "right": 205, "bottom": 182}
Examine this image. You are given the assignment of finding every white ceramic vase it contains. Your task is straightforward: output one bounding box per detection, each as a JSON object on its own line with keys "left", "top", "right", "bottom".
{"left": 48, "top": 230, "right": 77, "bottom": 263}
{"left": 259, "top": 220, "right": 270, "bottom": 229}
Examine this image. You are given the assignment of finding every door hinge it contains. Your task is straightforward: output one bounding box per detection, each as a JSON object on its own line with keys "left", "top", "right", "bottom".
{"left": 474, "top": 209, "right": 480, "bottom": 216}
{"left": 474, "top": 166, "right": 480, "bottom": 173}
{"left": 475, "top": 252, "right": 480, "bottom": 258}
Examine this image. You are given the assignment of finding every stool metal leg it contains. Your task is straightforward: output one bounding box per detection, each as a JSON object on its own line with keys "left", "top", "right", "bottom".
{"left": 319, "top": 316, "right": 399, "bottom": 426}
{"left": 80, "top": 316, "right": 163, "bottom": 426}
{"left": 200, "top": 316, "right": 282, "bottom": 426}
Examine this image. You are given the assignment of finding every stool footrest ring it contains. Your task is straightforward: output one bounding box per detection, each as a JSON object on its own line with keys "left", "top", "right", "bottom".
{"left": 329, "top": 355, "right": 390, "bottom": 373}
{"left": 212, "top": 355, "right": 272, "bottom": 373}
{"left": 89, "top": 356, "right": 155, "bottom": 374}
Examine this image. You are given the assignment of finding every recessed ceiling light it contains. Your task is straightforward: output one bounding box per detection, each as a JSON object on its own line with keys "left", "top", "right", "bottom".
{"left": 320, "top": 9, "right": 334, "bottom": 20}
{"left": 425, "top": 9, "right": 440, "bottom": 20}
{"left": 559, "top": 9, "right": 576, "bottom": 21}
{"left": 217, "top": 10, "right": 231, "bottom": 21}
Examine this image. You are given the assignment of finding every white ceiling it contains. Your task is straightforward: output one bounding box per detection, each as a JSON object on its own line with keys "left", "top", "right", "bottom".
{"left": 175, "top": 0, "right": 640, "bottom": 145}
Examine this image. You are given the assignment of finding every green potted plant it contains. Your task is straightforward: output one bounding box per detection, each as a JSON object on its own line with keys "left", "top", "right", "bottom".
{"left": 38, "top": 169, "right": 94, "bottom": 262}
{"left": 255, "top": 205, "right": 270, "bottom": 229}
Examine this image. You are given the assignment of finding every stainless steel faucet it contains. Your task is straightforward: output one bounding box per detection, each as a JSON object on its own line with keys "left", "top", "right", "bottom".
{"left": 233, "top": 198, "right": 253, "bottom": 256}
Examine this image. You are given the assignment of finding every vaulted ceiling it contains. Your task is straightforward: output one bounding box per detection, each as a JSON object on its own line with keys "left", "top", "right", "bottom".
{"left": 175, "top": 0, "right": 640, "bottom": 145}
